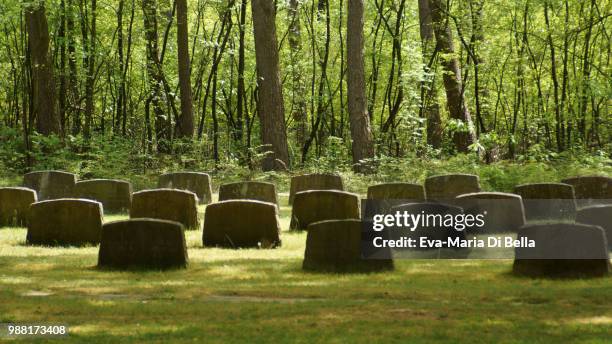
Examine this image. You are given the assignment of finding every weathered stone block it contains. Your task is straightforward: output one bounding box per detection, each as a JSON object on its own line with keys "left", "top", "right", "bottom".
{"left": 514, "top": 183, "right": 577, "bottom": 221}
{"left": 23, "top": 170, "right": 77, "bottom": 200}
{"left": 303, "top": 219, "right": 394, "bottom": 272}
{"left": 513, "top": 223, "right": 610, "bottom": 278}
{"left": 577, "top": 205, "right": 612, "bottom": 250}
{"left": 218, "top": 181, "right": 278, "bottom": 205}
{"left": 0, "top": 187, "right": 37, "bottom": 227}
{"left": 390, "top": 202, "right": 466, "bottom": 250}
{"left": 130, "top": 189, "right": 199, "bottom": 229}
{"left": 455, "top": 192, "right": 525, "bottom": 233}
{"left": 203, "top": 200, "right": 281, "bottom": 248}
{"left": 290, "top": 190, "right": 360, "bottom": 230}
{"left": 158, "top": 172, "right": 212, "bottom": 204}
{"left": 425, "top": 174, "right": 481, "bottom": 201}
{"left": 367, "top": 183, "right": 425, "bottom": 200}
{"left": 98, "top": 219, "right": 188, "bottom": 269}
{"left": 561, "top": 176, "right": 612, "bottom": 207}
{"left": 27, "top": 198, "right": 103, "bottom": 246}
{"left": 74, "top": 179, "right": 132, "bottom": 213}
{"left": 289, "top": 173, "right": 343, "bottom": 204}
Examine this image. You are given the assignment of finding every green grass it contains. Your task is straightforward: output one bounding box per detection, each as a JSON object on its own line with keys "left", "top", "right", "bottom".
{"left": 0, "top": 195, "right": 610, "bottom": 343}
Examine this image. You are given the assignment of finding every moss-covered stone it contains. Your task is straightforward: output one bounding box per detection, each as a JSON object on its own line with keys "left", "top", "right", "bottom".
{"left": 561, "top": 176, "right": 612, "bottom": 207}
{"left": 0, "top": 187, "right": 37, "bottom": 227}
{"left": 74, "top": 179, "right": 132, "bottom": 213}
{"left": 514, "top": 183, "right": 576, "bottom": 221}
{"left": 158, "top": 172, "right": 213, "bottom": 204}
{"left": 290, "top": 190, "right": 360, "bottom": 230}
{"left": 303, "top": 219, "right": 394, "bottom": 272}
{"left": 218, "top": 181, "right": 278, "bottom": 205}
{"left": 130, "top": 189, "right": 199, "bottom": 230}
{"left": 424, "top": 174, "right": 481, "bottom": 201}
{"left": 98, "top": 218, "right": 188, "bottom": 269}
{"left": 288, "top": 173, "right": 343, "bottom": 205}
{"left": 203, "top": 200, "right": 281, "bottom": 248}
{"left": 27, "top": 198, "right": 103, "bottom": 246}
{"left": 23, "top": 170, "right": 77, "bottom": 201}
{"left": 513, "top": 223, "right": 610, "bottom": 278}
{"left": 576, "top": 205, "right": 612, "bottom": 250}
{"left": 455, "top": 192, "right": 525, "bottom": 233}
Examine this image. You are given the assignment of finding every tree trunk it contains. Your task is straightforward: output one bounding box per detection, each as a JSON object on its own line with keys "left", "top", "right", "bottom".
{"left": 347, "top": 0, "right": 374, "bottom": 172}
{"left": 175, "top": 0, "right": 194, "bottom": 138}
{"left": 288, "top": 0, "right": 307, "bottom": 150}
{"left": 251, "top": 0, "right": 290, "bottom": 171}
{"left": 429, "top": 0, "right": 475, "bottom": 152}
{"left": 67, "top": 0, "right": 80, "bottom": 135}
{"left": 418, "top": 0, "right": 442, "bottom": 148}
{"left": 82, "top": 0, "right": 96, "bottom": 139}
{"left": 25, "top": 2, "right": 60, "bottom": 135}
{"left": 142, "top": 0, "right": 170, "bottom": 153}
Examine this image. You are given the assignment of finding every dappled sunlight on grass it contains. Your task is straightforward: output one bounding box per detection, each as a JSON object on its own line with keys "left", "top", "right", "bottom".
{"left": 0, "top": 193, "right": 610, "bottom": 343}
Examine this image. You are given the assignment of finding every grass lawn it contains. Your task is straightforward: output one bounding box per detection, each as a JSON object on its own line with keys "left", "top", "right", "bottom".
{"left": 0, "top": 195, "right": 610, "bottom": 343}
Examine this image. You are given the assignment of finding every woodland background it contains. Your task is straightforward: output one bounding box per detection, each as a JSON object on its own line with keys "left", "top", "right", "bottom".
{"left": 0, "top": 0, "right": 609, "bottom": 186}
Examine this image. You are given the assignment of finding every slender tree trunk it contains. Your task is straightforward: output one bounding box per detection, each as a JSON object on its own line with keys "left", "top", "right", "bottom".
{"left": 175, "top": 0, "right": 194, "bottom": 138}
{"left": 58, "top": 0, "right": 67, "bottom": 133}
{"left": 142, "top": 0, "right": 170, "bottom": 152}
{"left": 347, "top": 0, "right": 375, "bottom": 172}
{"left": 418, "top": 0, "right": 442, "bottom": 148}
{"left": 25, "top": 2, "right": 60, "bottom": 135}
{"left": 288, "top": 0, "right": 308, "bottom": 150}
{"left": 544, "top": 1, "right": 563, "bottom": 152}
{"left": 429, "top": 0, "right": 476, "bottom": 152}
{"left": 83, "top": 0, "right": 96, "bottom": 139}
{"left": 251, "top": 0, "right": 290, "bottom": 170}
{"left": 236, "top": 0, "right": 247, "bottom": 142}
{"left": 67, "top": 0, "right": 80, "bottom": 135}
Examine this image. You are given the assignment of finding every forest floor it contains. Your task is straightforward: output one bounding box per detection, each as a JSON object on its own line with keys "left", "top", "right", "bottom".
{"left": 0, "top": 194, "right": 611, "bottom": 343}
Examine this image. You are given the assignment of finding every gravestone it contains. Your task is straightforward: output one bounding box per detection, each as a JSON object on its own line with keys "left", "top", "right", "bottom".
{"left": 288, "top": 173, "right": 343, "bottom": 205}
{"left": 98, "top": 219, "right": 188, "bottom": 269}
{"left": 514, "top": 183, "right": 577, "bottom": 221}
{"left": 513, "top": 223, "right": 610, "bottom": 278}
{"left": 576, "top": 205, "right": 612, "bottom": 250}
{"left": 424, "top": 174, "right": 481, "bottom": 201}
{"left": 23, "top": 170, "right": 77, "bottom": 200}
{"left": 203, "top": 200, "right": 281, "bottom": 248}
{"left": 74, "top": 179, "right": 132, "bottom": 213}
{"left": 561, "top": 176, "right": 612, "bottom": 207}
{"left": 158, "top": 172, "right": 212, "bottom": 204}
{"left": 218, "top": 181, "right": 278, "bottom": 205}
{"left": 27, "top": 198, "right": 103, "bottom": 246}
{"left": 303, "top": 219, "right": 394, "bottom": 272}
{"left": 130, "top": 189, "right": 199, "bottom": 229}
{"left": 365, "top": 183, "right": 425, "bottom": 219}
{"left": 367, "top": 183, "right": 425, "bottom": 200}
{"left": 455, "top": 192, "right": 525, "bottom": 233}
{"left": 290, "top": 190, "right": 360, "bottom": 230}
{"left": 0, "top": 187, "right": 37, "bottom": 227}
{"left": 390, "top": 202, "right": 466, "bottom": 253}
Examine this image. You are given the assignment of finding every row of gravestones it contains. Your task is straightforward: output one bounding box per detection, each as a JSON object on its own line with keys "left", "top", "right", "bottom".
{"left": 289, "top": 173, "right": 611, "bottom": 278}
{"left": 1, "top": 171, "right": 611, "bottom": 277}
